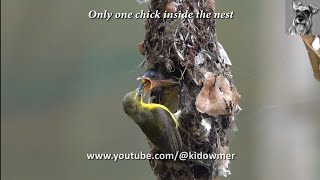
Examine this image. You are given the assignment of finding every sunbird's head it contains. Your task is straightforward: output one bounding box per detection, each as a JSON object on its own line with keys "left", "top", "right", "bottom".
{"left": 123, "top": 83, "right": 147, "bottom": 117}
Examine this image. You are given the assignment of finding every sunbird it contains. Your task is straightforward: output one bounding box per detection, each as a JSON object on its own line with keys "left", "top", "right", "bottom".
{"left": 122, "top": 83, "right": 183, "bottom": 154}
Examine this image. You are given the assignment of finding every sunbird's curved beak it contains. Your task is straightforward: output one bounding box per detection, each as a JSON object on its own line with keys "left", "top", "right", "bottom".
{"left": 136, "top": 83, "right": 145, "bottom": 97}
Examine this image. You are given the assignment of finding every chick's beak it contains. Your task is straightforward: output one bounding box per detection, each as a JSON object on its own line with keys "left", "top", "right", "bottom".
{"left": 137, "top": 75, "right": 180, "bottom": 92}
{"left": 137, "top": 76, "right": 161, "bottom": 92}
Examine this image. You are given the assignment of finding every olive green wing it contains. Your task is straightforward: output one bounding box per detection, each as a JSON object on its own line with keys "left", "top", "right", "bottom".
{"left": 153, "top": 108, "right": 183, "bottom": 154}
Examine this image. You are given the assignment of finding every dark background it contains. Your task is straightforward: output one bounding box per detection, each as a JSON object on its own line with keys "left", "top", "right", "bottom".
{"left": 2, "top": 0, "right": 320, "bottom": 180}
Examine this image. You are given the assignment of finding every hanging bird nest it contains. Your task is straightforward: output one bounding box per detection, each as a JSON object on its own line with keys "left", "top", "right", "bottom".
{"left": 135, "top": 0, "right": 241, "bottom": 179}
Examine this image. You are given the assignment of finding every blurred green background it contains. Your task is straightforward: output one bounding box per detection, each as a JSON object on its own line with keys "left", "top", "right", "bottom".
{"left": 1, "top": 0, "right": 320, "bottom": 180}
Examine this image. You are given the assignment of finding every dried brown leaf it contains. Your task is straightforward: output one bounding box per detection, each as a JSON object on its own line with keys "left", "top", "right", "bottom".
{"left": 301, "top": 35, "right": 320, "bottom": 80}
{"left": 195, "top": 72, "right": 240, "bottom": 117}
